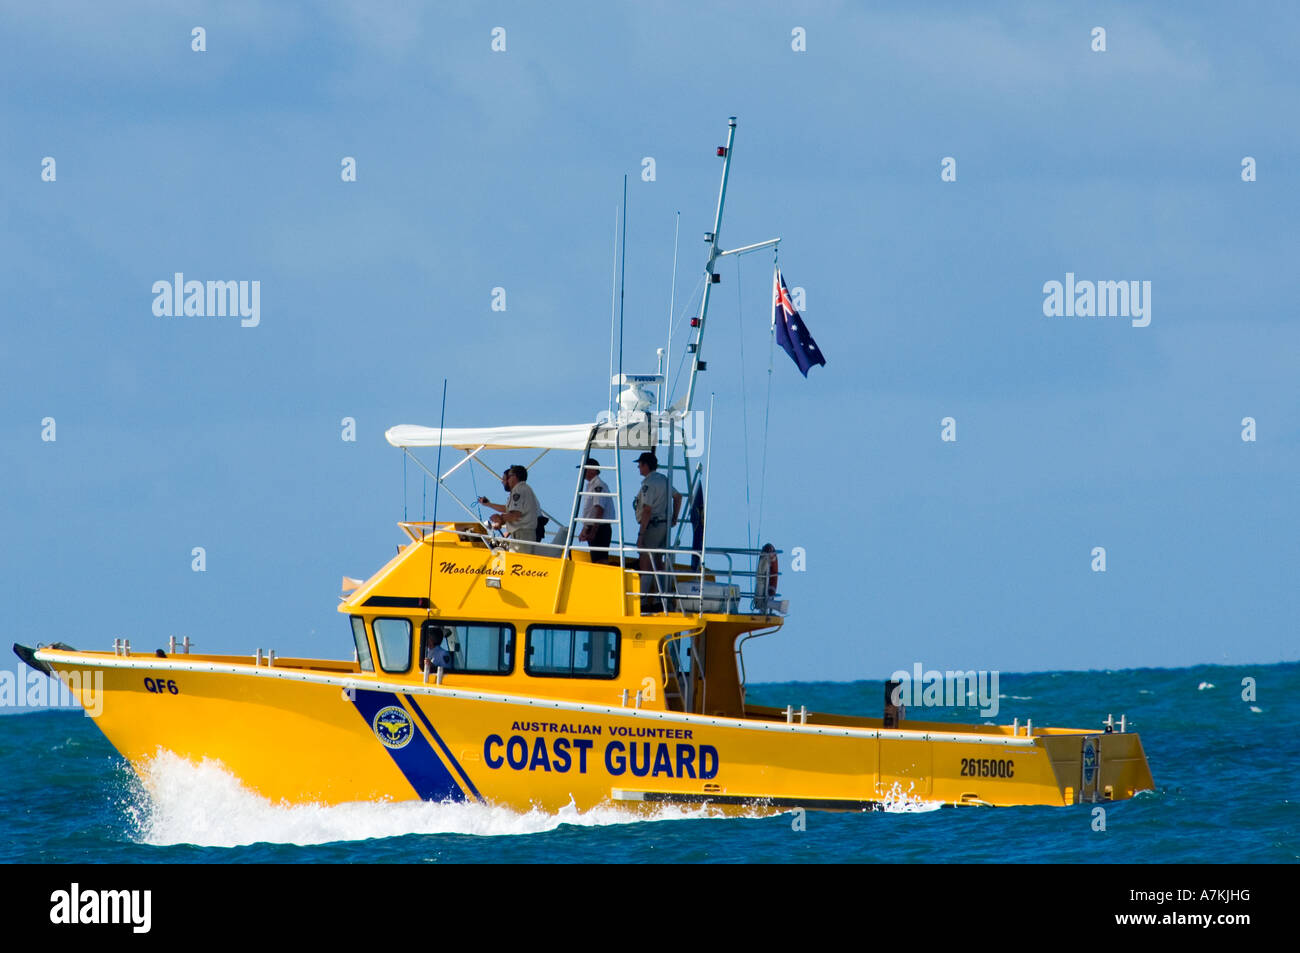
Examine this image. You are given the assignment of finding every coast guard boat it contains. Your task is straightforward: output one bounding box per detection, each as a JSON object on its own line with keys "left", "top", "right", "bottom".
{"left": 15, "top": 119, "right": 1154, "bottom": 812}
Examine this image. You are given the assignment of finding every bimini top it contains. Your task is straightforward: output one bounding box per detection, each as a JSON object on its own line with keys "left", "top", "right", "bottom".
{"left": 386, "top": 423, "right": 595, "bottom": 451}
{"left": 385, "top": 416, "right": 693, "bottom": 453}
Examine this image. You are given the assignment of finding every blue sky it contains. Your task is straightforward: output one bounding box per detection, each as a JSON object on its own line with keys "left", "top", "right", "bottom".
{"left": 2, "top": 1, "right": 1297, "bottom": 685}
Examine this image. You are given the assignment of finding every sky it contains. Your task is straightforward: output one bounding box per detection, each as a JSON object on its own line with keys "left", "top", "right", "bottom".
{"left": 2, "top": 1, "right": 1297, "bottom": 686}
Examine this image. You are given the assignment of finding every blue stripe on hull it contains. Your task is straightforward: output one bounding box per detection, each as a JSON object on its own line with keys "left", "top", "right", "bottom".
{"left": 350, "top": 689, "right": 466, "bottom": 803}
{"left": 402, "top": 694, "right": 484, "bottom": 803}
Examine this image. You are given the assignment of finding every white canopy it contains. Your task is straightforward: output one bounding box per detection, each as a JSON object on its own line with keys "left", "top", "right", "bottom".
{"left": 386, "top": 423, "right": 597, "bottom": 452}
{"left": 386, "top": 416, "right": 694, "bottom": 453}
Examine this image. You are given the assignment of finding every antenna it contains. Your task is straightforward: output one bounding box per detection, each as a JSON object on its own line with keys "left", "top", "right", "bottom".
{"left": 607, "top": 204, "right": 619, "bottom": 418}
{"left": 617, "top": 174, "right": 628, "bottom": 417}
{"left": 426, "top": 378, "right": 448, "bottom": 607}
{"left": 663, "top": 210, "right": 680, "bottom": 413}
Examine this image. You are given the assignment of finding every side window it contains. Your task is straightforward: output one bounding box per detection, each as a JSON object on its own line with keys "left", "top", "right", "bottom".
{"left": 373, "top": 618, "right": 412, "bottom": 673}
{"left": 525, "top": 627, "right": 619, "bottom": 679}
{"left": 351, "top": 616, "right": 374, "bottom": 672}
{"left": 420, "top": 622, "right": 514, "bottom": 675}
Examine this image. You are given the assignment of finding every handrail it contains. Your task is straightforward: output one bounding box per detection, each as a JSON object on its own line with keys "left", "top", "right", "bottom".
{"left": 399, "top": 522, "right": 782, "bottom": 617}
{"left": 659, "top": 622, "right": 706, "bottom": 712}
{"left": 734, "top": 625, "right": 781, "bottom": 704}
{"left": 399, "top": 522, "right": 778, "bottom": 562}
{"left": 553, "top": 423, "right": 599, "bottom": 613}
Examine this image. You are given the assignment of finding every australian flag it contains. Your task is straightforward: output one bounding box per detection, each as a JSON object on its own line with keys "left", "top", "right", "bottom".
{"left": 773, "top": 267, "right": 825, "bottom": 376}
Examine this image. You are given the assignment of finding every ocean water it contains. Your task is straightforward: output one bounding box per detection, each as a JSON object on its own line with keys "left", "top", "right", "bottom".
{"left": 1, "top": 663, "right": 1295, "bottom": 864}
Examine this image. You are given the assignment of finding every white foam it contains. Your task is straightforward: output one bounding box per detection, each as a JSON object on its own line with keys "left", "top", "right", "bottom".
{"left": 877, "top": 781, "right": 943, "bottom": 813}
{"left": 121, "top": 750, "right": 728, "bottom": 848}
{"left": 1197, "top": 682, "right": 1215, "bottom": 690}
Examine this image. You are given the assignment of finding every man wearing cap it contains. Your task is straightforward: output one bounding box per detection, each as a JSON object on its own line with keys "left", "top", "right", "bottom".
{"left": 633, "top": 451, "right": 682, "bottom": 611}
{"left": 479, "top": 465, "right": 541, "bottom": 555}
{"left": 577, "top": 458, "right": 613, "bottom": 564}
{"left": 424, "top": 626, "right": 455, "bottom": 672}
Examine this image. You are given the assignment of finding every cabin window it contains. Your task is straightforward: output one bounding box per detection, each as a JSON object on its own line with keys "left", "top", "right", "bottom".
{"left": 373, "top": 617, "right": 413, "bottom": 673}
{"left": 350, "top": 616, "right": 374, "bottom": 672}
{"left": 525, "top": 626, "right": 620, "bottom": 679}
{"left": 420, "top": 621, "right": 515, "bottom": 675}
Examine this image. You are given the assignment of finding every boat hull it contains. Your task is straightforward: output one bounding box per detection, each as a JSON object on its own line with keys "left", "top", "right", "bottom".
{"left": 34, "top": 649, "right": 1154, "bottom": 812}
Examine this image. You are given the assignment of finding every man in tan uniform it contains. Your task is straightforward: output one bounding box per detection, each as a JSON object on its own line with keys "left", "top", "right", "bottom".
{"left": 479, "top": 465, "right": 541, "bottom": 555}
{"left": 633, "top": 451, "right": 682, "bottom": 611}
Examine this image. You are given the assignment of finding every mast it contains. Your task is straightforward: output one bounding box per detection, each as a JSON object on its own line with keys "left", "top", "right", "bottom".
{"left": 678, "top": 118, "right": 780, "bottom": 415}
{"left": 682, "top": 117, "right": 737, "bottom": 415}
{"left": 666, "top": 117, "right": 780, "bottom": 549}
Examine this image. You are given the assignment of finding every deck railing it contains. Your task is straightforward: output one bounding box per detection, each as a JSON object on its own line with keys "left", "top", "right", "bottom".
{"left": 399, "top": 522, "right": 781, "bottom": 617}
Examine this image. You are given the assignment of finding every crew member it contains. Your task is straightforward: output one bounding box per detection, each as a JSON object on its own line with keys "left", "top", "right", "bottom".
{"left": 479, "top": 465, "right": 541, "bottom": 555}
{"left": 425, "top": 627, "right": 455, "bottom": 671}
{"left": 633, "top": 451, "right": 682, "bottom": 612}
{"left": 577, "top": 457, "right": 613, "bottom": 564}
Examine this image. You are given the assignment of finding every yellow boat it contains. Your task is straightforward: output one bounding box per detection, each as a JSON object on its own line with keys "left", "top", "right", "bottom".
{"left": 15, "top": 118, "right": 1153, "bottom": 814}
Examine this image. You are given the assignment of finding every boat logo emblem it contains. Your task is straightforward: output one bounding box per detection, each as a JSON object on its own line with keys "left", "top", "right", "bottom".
{"left": 373, "top": 705, "right": 414, "bottom": 749}
{"left": 1082, "top": 738, "right": 1098, "bottom": 785}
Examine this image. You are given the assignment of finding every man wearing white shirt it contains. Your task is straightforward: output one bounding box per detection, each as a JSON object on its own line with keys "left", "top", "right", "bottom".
{"left": 577, "top": 457, "right": 613, "bottom": 564}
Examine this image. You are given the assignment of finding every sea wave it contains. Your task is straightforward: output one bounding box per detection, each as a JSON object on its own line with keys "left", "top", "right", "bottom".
{"left": 122, "top": 750, "right": 730, "bottom": 848}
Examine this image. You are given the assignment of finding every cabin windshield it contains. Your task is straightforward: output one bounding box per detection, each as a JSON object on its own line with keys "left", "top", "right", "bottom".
{"left": 350, "top": 616, "right": 373, "bottom": 672}
{"left": 373, "top": 618, "right": 412, "bottom": 673}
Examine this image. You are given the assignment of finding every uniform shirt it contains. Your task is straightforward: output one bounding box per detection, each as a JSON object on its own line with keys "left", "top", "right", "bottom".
{"left": 504, "top": 480, "right": 539, "bottom": 541}
{"left": 426, "top": 645, "right": 454, "bottom": 670}
{"left": 634, "top": 471, "right": 674, "bottom": 525}
{"left": 581, "top": 474, "right": 611, "bottom": 531}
